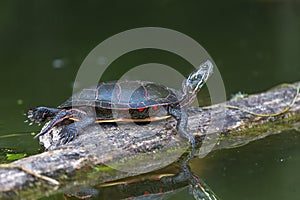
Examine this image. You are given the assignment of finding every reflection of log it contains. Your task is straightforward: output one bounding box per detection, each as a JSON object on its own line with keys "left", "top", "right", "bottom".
{"left": 1, "top": 82, "right": 300, "bottom": 199}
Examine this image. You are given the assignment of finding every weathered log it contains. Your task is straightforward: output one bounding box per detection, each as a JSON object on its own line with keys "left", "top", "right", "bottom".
{"left": 0, "top": 82, "right": 300, "bottom": 199}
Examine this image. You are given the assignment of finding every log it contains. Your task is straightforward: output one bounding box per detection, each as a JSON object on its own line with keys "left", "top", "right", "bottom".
{"left": 1, "top": 82, "right": 300, "bottom": 199}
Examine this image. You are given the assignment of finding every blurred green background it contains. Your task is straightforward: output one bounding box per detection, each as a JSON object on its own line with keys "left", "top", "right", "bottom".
{"left": 0, "top": 1, "right": 299, "bottom": 199}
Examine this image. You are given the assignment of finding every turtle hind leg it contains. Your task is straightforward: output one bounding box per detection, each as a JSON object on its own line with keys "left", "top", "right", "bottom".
{"left": 56, "top": 107, "right": 96, "bottom": 144}
{"left": 59, "top": 113, "right": 95, "bottom": 144}
{"left": 33, "top": 109, "right": 74, "bottom": 138}
{"left": 27, "top": 107, "right": 60, "bottom": 124}
{"left": 34, "top": 107, "right": 93, "bottom": 139}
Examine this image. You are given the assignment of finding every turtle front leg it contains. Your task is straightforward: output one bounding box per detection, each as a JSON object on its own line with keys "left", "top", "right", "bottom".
{"left": 27, "top": 107, "right": 61, "bottom": 124}
{"left": 168, "top": 106, "right": 195, "bottom": 155}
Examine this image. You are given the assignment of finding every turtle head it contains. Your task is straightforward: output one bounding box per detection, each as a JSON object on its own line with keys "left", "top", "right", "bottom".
{"left": 183, "top": 60, "right": 213, "bottom": 97}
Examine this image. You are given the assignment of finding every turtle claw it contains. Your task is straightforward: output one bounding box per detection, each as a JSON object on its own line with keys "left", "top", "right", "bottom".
{"left": 58, "top": 124, "right": 79, "bottom": 144}
{"left": 27, "top": 108, "right": 47, "bottom": 124}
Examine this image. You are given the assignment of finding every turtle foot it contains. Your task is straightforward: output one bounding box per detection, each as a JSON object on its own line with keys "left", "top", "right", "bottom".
{"left": 58, "top": 123, "right": 80, "bottom": 144}
{"left": 27, "top": 107, "right": 60, "bottom": 124}
{"left": 33, "top": 108, "right": 74, "bottom": 139}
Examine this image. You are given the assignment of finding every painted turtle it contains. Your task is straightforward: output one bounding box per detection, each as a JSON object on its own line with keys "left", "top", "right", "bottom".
{"left": 27, "top": 60, "right": 213, "bottom": 147}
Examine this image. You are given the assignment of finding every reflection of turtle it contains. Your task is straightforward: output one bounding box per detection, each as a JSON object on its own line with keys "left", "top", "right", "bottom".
{"left": 65, "top": 162, "right": 219, "bottom": 200}
{"left": 28, "top": 60, "right": 213, "bottom": 147}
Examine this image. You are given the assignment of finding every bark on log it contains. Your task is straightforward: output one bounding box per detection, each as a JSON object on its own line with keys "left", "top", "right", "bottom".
{"left": 1, "top": 82, "right": 300, "bottom": 199}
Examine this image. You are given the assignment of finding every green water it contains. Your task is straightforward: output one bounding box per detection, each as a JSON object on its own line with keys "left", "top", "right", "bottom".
{"left": 0, "top": 1, "right": 300, "bottom": 199}
{"left": 139, "top": 129, "right": 300, "bottom": 200}
{"left": 192, "top": 129, "right": 300, "bottom": 200}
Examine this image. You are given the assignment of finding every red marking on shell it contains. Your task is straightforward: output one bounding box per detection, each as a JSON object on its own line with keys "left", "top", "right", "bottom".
{"left": 95, "top": 87, "right": 99, "bottom": 100}
{"left": 142, "top": 84, "right": 148, "bottom": 98}
{"left": 159, "top": 187, "right": 163, "bottom": 194}
{"left": 152, "top": 105, "right": 158, "bottom": 111}
{"left": 143, "top": 191, "right": 150, "bottom": 196}
{"left": 116, "top": 82, "right": 122, "bottom": 102}
{"left": 138, "top": 108, "right": 145, "bottom": 112}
